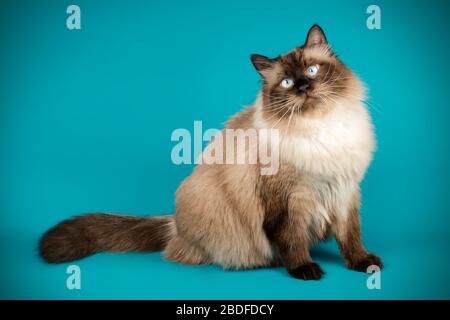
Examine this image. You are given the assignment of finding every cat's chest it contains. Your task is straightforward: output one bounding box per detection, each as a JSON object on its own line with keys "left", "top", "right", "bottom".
{"left": 277, "top": 104, "right": 374, "bottom": 181}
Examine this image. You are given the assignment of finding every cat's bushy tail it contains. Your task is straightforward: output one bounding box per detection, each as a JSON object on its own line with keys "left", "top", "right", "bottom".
{"left": 39, "top": 213, "right": 175, "bottom": 263}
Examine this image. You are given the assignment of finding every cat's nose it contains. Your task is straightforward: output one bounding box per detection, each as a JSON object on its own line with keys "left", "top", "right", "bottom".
{"left": 296, "top": 78, "right": 310, "bottom": 92}
{"left": 297, "top": 83, "right": 310, "bottom": 92}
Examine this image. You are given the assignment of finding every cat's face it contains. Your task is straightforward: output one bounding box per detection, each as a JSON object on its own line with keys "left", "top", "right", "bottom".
{"left": 252, "top": 25, "right": 364, "bottom": 121}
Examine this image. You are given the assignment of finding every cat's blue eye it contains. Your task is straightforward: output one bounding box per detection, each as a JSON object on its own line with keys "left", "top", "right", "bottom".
{"left": 280, "top": 78, "right": 294, "bottom": 89}
{"left": 306, "top": 65, "right": 319, "bottom": 77}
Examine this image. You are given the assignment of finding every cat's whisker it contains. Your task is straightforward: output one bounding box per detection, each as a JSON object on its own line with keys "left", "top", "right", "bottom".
{"left": 262, "top": 97, "right": 300, "bottom": 122}
{"left": 270, "top": 104, "right": 295, "bottom": 129}
{"left": 322, "top": 64, "right": 333, "bottom": 83}
{"left": 321, "top": 74, "right": 353, "bottom": 86}
{"left": 321, "top": 66, "right": 340, "bottom": 85}
{"left": 285, "top": 105, "right": 296, "bottom": 136}
{"left": 264, "top": 99, "right": 297, "bottom": 113}
{"left": 263, "top": 109, "right": 289, "bottom": 122}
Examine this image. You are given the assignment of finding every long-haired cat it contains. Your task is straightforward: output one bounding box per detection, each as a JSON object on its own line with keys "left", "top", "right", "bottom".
{"left": 40, "top": 25, "right": 382, "bottom": 280}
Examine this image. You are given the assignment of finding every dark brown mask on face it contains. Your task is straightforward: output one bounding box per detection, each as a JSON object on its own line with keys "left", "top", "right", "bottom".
{"left": 251, "top": 24, "right": 362, "bottom": 121}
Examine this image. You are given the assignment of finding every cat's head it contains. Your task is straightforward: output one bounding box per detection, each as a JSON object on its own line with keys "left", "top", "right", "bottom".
{"left": 251, "top": 24, "right": 365, "bottom": 122}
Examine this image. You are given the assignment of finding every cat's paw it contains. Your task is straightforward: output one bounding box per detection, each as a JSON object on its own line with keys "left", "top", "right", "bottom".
{"left": 348, "top": 253, "right": 383, "bottom": 272}
{"left": 288, "top": 262, "right": 324, "bottom": 280}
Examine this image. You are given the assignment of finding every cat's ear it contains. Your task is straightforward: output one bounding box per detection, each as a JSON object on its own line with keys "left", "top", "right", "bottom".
{"left": 251, "top": 54, "right": 276, "bottom": 74}
{"left": 305, "top": 24, "right": 328, "bottom": 47}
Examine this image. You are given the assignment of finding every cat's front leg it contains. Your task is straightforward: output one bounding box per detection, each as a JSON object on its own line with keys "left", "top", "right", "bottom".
{"left": 271, "top": 194, "right": 324, "bottom": 280}
{"left": 335, "top": 190, "right": 383, "bottom": 272}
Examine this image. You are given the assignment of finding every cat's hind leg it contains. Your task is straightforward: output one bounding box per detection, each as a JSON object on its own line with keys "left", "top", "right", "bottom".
{"left": 164, "top": 236, "right": 210, "bottom": 265}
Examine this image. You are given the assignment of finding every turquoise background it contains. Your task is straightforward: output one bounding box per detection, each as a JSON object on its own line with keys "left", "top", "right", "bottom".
{"left": 1, "top": 0, "right": 449, "bottom": 299}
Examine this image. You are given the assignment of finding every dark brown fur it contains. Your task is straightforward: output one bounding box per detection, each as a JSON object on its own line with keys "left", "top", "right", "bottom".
{"left": 335, "top": 191, "right": 383, "bottom": 271}
{"left": 262, "top": 51, "right": 350, "bottom": 116}
{"left": 252, "top": 25, "right": 353, "bottom": 121}
{"left": 258, "top": 164, "right": 328, "bottom": 279}
{"left": 40, "top": 214, "right": 173, "bottom": 263}
{"left": 261, "top": 169, "right": 381, "bottom": 279}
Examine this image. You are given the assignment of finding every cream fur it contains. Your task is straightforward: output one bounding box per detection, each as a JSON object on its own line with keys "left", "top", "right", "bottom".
{"left": 254, "top": 89, "right": 375, "bottom": 237}
{"left": 167, "top": 89, "right": 375, "bottom": 268}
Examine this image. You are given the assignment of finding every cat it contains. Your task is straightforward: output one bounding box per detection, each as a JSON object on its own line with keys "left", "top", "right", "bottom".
{"left": 39, "top": 25, "right": 383, "bottom": 280}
